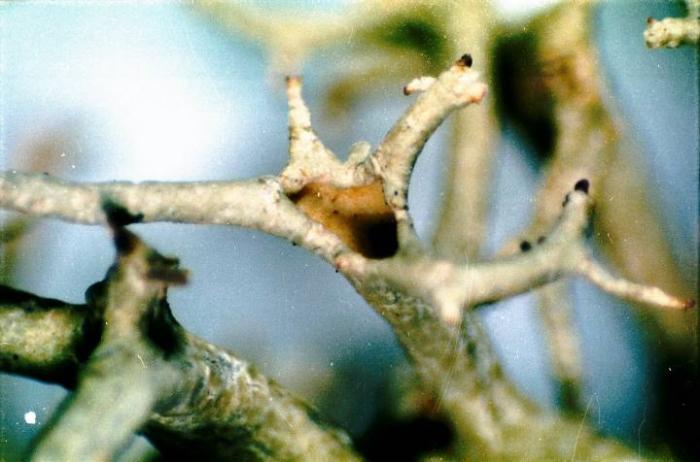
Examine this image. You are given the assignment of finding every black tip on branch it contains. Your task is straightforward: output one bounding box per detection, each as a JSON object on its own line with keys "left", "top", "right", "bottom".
{"left": 520, "top": 240, "right": 532, "bottom": 252}
{"left": 457, "top": 53, "right": 473, "bottom": 68}
{"left": 574, "top": 179, "right": 590, "bottom": 194}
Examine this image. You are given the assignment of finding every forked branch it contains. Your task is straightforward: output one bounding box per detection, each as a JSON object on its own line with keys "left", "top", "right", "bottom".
{"left": 0, "top": 54, "right": 693, "bottom": 461}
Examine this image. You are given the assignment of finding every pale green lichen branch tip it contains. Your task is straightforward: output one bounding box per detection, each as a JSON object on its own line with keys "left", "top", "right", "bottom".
{"left": 281, "top": 76, "right": 376, "bottom": 193}
{"left": 645, "top": 0, "right": 700, "bottom": 48}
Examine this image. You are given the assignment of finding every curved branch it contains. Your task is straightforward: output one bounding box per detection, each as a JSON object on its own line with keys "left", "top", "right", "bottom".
{"left": 342, "top": 185, "right": 690, "bottom": 326}
{"left": 372, "top": 56, "right": 488, "bottom": 246}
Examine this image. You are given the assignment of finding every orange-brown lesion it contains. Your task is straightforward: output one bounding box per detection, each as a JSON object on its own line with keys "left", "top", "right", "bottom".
{"left": 288, "top": 181, "right": 398, "bottom": 259}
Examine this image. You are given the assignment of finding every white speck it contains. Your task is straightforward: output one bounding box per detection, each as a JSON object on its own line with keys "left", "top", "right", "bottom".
{"left": 60, "top": 152, "right": 66, "bottom": 158}
{"left": 71, "top": 164, "right": 76, "bottom": 169}
{"left": 24, "top": 411, "right": 36, "bottom": 425}
{"left": 329, "top": 361, "right": 334, "bottom": 367}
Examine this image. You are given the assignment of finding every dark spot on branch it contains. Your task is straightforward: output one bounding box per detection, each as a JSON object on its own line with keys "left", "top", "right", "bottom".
{"left": 574, "top": 178, "right": 590, "bottom": 194}
{"left": 143, "top": 298, "right": 184, "bottom": 358}
{"left": 102, "top": 199, "right": 144, "bottom": 227}
{"left": 520, "top": 240, "right": 532, "bottom": 252}
{"left": 458, "top": 53, "right": 473, "bottom": 68}
{"left": 403, "top": 86, "right": 410, "bottom": 96}
{"left": 537, "top": 236, "right": 546, "bottom": 245}
{"left": 562, "top": 193, "right": 571, "bottom": 207}
{"left": 646, "top": 16, "right": 655, "bottom": 25}
{"left": 357, "top": 218, "right": 399, "bottom": 259}
{"left": 113, "top": 228, "right": 139, "bottom": 255}
{"left": 288, "top": 182, "right": 398, "bottom": 259}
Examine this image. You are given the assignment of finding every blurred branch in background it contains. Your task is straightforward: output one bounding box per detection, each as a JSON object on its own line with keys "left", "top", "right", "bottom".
{"left": 1, "top": 125, "right": 85, "bottom": 285}
{"left": 645, "top": 0, "right": 700, "bottom": 48}
{"left": 493, "top": 2, "right": 697, "bottom": 455}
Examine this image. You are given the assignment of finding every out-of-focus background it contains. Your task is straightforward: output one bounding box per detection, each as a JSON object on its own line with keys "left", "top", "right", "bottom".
{"left": 1, "top": 1, "right": 697, "bottom": 460}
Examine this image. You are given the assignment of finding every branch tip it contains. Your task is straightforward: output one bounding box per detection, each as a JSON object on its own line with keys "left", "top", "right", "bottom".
{"left": 285, "top": 75, "right": 302, "bottom": 90}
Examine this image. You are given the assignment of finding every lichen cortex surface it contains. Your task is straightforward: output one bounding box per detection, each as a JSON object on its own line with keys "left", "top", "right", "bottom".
{"left": 288, "top": 181, "right": 398, "bottom": 259}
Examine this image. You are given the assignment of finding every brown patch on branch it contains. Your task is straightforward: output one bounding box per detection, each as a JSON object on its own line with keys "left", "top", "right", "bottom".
{"left": 288, "top": 181, "right": 398, "bottom": 259}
